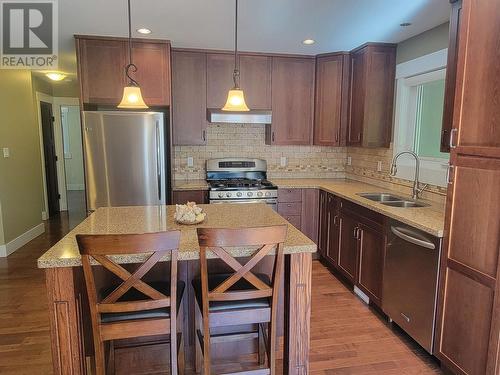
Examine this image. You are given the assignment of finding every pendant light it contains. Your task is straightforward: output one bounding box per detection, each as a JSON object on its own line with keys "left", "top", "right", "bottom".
{"left": 118, "top": 0, "right": 148, "bottom": 109}
{"left": 222, "top": 0, "right": 249, "bottom": 112}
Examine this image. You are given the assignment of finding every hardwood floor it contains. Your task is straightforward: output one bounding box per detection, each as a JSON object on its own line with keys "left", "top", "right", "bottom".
{"left": 0, "top": 214, "right": 442, "bottom": 374}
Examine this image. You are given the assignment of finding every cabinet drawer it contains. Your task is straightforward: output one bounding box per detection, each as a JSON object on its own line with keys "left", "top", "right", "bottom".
{"left": 278, "top": 202, "right": 302, "bottom": 216}
{"left": 283, "top": 215, "right": 301, "bottom": 229}
{"left": 278, "top": 188, "right": 302, "bottom": 202}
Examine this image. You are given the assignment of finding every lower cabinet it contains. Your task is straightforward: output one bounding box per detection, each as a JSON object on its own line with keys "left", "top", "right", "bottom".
{"left": 277, "top": 188, "right": 319, "bottom": 244}
{"left": 318, "top": 191, "right": 385, "bottom": 306}
{"left": 172, "top": 190, "right": 208, "bottom": 205}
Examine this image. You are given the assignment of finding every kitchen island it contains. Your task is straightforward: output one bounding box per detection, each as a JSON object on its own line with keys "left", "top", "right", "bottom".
{"left": 38, "top": 204, "right": 316, "bottom": 374}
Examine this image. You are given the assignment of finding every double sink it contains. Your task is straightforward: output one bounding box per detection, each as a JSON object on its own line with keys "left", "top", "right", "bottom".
{"left": 357, "top": 193, "right": 429, "bottom": 208}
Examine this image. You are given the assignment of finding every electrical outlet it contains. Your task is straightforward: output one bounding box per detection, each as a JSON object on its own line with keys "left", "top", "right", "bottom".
{"left": 377, "top": 161, "right": 382, "bottom": 172}
{"left": 347, "top": 156, "right": 352, "bottom": 166}
{"left": 2, "top": 148, "right": 10, "bottom": 158}
{"left": 280, "top": 156, "right": 287, "bottom": 167}
{"left": 187, "top": 156, "right": 193, "bottom": 167}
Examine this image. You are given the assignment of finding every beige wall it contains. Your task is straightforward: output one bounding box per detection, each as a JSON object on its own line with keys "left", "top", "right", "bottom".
{"left": 0, "top": 70, "right": 44, "bottom": 243}
{"left": 396, "top": 23, "right": 450, "bottom": 64}
{"left": 0, "top": 203, "right": 5, "bottom": 245}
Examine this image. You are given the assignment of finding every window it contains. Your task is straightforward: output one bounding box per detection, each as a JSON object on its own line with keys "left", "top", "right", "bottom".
{"left": 393, "top": 49, "right": 450, "bottom": 187}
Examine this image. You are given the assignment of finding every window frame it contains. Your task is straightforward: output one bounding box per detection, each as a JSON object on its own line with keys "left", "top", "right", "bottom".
{"left": 393, "top": 49, "right": 449, "bottom": 187}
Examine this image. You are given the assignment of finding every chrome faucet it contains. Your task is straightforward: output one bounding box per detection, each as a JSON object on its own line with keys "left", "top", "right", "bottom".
{"left": 390, "top": 151, "right": 428, "bottom": 200}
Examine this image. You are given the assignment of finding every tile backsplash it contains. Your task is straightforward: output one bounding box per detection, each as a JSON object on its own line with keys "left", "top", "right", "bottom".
{"left": 173, "top": 124, "right": 347, "bottom": 180}
{"left": 173, "top": 124, "right": 447, "bottom": 204}
{"left": 346, "top": 146, "right": 447, "bottom": 204}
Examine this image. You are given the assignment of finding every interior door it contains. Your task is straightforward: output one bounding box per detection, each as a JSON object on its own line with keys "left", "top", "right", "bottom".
{"left": 40, "top": 101, "right": 60, "bottom": 216}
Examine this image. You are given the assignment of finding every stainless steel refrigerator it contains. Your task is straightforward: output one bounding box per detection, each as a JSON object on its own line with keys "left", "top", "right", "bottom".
{"left": 82, "top": 111, "right": 167, "bottom": 211}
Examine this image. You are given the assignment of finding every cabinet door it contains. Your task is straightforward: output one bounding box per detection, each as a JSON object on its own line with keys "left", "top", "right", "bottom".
{"left": 337, "top": 212, "right": 358, "bottom": 282}
{"left": 129, "top": 41, "right": 171, "bottom": 106}
{"left": 317, "top": 190, "right": 328, "bottom": 257}
{"left": 325, "top": 194, "right": 340, "bottom": 266}
{"left": 300, "top": 189, "right": 319, "bottom": 244}
{"left": 172, "top": 190, "right": 208, "bottom": 205}
{"left": 239, "top": 55, "right": 272, "bottom": 110}
{"left": 269, "top": 57, "right": 315, "bottom": 145}
{"left": 77, "top": 38, "right": 127, "bottom": 105}
{"left": 347, "top": 50, "right": 365, "bottom": 146}
{"left": 436, "top": 155, "right": 500, "bottom": 375}
{"left": 440, "top": 0, "right": 462, "bottom": 152}
{"left": 357, "top": 222, "right": 385, "bottom": 306}
{"left": 206, "top": 53, "right": 234, "bottom": 109}
{"left": 314, "top": 54, "right": 349, "bottom": 146}
{"left": 452, "top": 0, "right": 500, "bottom": 158}
{"left": 172, "top": 51, "right": 207, "bottom": 145}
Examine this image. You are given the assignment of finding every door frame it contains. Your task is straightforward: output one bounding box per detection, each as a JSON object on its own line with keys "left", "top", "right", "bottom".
{"left": 36, "top": 93, "right": 80, "bottom": 217}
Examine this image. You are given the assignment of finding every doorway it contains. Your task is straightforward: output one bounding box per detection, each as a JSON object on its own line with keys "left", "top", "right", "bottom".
{"left": 60, "top": 105, "right": 86, "bottom": 227}
{"left": 40, "top": 101, "right": 60, "bottom": 217}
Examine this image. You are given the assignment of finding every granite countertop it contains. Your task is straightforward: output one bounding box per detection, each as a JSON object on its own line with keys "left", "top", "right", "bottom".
{"left": 173, "top": 179, "right": 209, "bottom": 191}
{"left": 37, "top": 204, "right": 316, "bottom": 269}
{"left": 272, "top": 178, "right": 445, "bottom": 237}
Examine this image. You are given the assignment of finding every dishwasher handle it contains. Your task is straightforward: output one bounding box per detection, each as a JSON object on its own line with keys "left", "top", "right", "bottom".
{"left": 391, "top": 226, "right": 435, "bottom": 250}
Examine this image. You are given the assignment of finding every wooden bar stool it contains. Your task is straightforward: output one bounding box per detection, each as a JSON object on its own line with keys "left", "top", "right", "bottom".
{"left": 76, "top": 231, "right": 185, "bottom": 375}
{"left": 193, "top": 225, "right": 287, "bottom": 375}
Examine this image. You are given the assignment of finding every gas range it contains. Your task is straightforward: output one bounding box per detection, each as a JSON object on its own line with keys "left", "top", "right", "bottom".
{"left": 206, "top": 158, "right": 278, "bottom": 206}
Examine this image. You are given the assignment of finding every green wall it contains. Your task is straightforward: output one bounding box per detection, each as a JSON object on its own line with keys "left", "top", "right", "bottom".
{"left": 62, "top": 105, "right": 85, "bottom": 190}
{"left": 0, "top": 203, "right": 5, "bottom": 245}
{"left": 0, "top": 70, "right": 44, "bottom": 243}
{"left": 397, "top": 23, "right": 450, "bottom": 64}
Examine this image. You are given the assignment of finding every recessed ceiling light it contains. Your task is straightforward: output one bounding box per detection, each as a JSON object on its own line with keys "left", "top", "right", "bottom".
{"left": 137, "top": 28, "right": 152, "bottom": 34}
{"left": 400, "top": 22, "right": 412, "bottom": 27}
{"left": 45, "top": 72, "right": 66, "bottom": 81}
{"left": 303, "top": 39, "right": 315, "bottom": 45}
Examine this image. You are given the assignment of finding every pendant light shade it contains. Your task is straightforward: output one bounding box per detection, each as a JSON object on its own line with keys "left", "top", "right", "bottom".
{"left": 221, "top": 0, "right": 249, "bottom": 112}
{"left": 118, "top": 0, "right": 148, "bottom": 109}
{"left": 118, "top": 85, "right": 148, "bottom": 109}
{"left": 222, "top": 88, "right": 250, "bottom": 111}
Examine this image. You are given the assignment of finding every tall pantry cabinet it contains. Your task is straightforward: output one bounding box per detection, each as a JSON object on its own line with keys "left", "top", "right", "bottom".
{"left": 436, "top": 1, "right": 500, "bottom": 374}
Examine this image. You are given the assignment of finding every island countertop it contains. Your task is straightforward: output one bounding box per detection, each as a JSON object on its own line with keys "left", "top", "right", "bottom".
{"left": 37, "top": 203, "right": 316, "bottom": 269}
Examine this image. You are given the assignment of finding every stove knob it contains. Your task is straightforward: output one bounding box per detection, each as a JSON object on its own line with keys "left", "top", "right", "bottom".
{"left": 257, "top": 191, "right": 263, "bottom": 197}
{"left": 247, "top": 192, "right": 253, "bottom": 197}
{"left": 218, "top": 192, "right": 224, "bottom": 198}
{"left": 226, "top": 192, "right": 232, "bottom": 198}
{"left": 265, "top": 192, "right": 271, "bottom": 197}
{"left": 236, "top": 192, "right": 242, "bottom": 197}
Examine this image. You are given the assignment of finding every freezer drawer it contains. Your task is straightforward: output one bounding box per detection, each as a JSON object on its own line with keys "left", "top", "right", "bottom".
{"left": 382, "top": 220, "right": 442, "bottom": 353}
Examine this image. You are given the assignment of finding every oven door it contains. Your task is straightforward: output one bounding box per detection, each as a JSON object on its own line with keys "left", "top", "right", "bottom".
{"left": 210, "top": 199, "right": 277, "bottom": 211}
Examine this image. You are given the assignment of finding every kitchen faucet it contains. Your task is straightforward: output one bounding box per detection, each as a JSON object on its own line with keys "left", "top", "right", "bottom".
{"left": 390, "top": 151, "right": 428, "bottom": 200}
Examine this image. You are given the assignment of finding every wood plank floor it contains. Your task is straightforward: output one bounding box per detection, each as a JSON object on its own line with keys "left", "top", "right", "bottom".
{"left": 0, "top": 214, "right": 442, "bottom": 374}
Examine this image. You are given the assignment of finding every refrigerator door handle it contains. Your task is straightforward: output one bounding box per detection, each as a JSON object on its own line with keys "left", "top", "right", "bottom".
{"left": 156, "top": 120, "right": 162, "bottom": 202}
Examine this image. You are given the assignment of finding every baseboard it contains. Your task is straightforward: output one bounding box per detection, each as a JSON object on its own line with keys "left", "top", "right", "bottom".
{"left": 0, "top": 222, "right": 45, "bottom": 257}
{"left": 67, "top": 184, "right": 85, "bottom": 191}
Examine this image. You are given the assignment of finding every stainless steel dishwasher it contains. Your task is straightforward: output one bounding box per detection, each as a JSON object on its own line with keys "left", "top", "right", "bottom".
{"left": 382, "top": 219, "right": 442, "bottom": 354}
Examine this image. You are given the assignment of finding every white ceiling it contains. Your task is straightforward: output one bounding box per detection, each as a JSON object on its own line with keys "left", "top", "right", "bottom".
{"left": 55, "top": 0, "right": 451, "bottom": 77}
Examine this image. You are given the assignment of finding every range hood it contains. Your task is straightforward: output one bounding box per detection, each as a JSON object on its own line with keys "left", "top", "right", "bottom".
{"left": 207, "top": 109, "right": 272, "bottom": 124}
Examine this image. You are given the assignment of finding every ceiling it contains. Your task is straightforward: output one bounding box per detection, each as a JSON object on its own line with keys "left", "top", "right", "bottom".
{"left": 52, "top": 0, "right": 451, "bottom": 79}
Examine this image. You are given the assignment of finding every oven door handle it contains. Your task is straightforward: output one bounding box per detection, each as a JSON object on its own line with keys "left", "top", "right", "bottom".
{"left": 210, "top": 199, "right": 276, "bottom": 204}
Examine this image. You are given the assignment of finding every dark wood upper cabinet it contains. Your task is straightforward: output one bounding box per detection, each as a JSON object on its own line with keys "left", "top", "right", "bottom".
{"left": 267, "top": 57, "right": 315, "bottom": 145}
{"left": 314, "top": 53, "right": 350, "bottom": 146}
{"left": 75, "top": 36, "right": 171, "bottom": 106}
{"left": 129, "top": 41, "right": 171, "bottom": 106}
{"left": 76, "top": 37, "right": 127, "bottom": 105}
{"left": 440, "top": 0, "right": 462, "bottom": 153}
{"left": 206, "top": 53, "right": 234, "bottom": 109}
{"left": 348, "top": 43, "right": 396, "bottom": 148}
{"left": 450, "top": 0, "right": 500, "bottom": 158}
{"left": 239, "top": 55, "right": 272, "bottom": 110}
{"left": 172, "top": 50, "right": 207, "bottom": 145}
